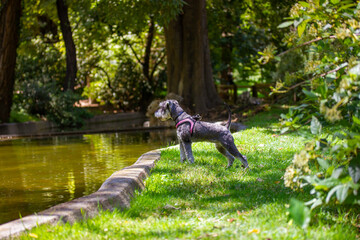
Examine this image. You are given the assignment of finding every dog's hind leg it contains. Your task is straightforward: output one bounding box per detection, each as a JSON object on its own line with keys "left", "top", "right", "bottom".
{"left": 220, "top": 134, "right": 249, "bottom": 169}
{"left": 182, "top": 141, "right": 194, "bottom": 164}
{"left": 215, "top": 143, "right": 235, "bottom": 168}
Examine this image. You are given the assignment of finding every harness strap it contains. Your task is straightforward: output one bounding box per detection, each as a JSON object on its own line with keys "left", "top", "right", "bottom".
{"left": 176, "top": 118, "right": 196, "bottom": 135}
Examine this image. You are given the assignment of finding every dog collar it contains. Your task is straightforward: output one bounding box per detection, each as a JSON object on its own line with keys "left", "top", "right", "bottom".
{"left": 176, "top": 118, "right": 196, "bottom": 135}
{"left": 173, "top": 111, "right": 184, "bottom": 122}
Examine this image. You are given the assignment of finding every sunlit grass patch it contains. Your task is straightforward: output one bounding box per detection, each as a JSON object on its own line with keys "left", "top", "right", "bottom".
{"left": 19, "top": 108, "right": 359, "bottom": 239}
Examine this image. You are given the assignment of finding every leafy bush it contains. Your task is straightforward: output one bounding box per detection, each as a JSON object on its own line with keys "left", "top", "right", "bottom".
{"left": 265, "top": 0, "right": 360, "bottom": 221}
{"left": 47, "top": 90, "right": 92, "bottom": 128}
{"left": 14, "top": 37, "right": 91, "bottom": 128}
{"left": 82, "top": 57, "right": 149, "bottom": 111}
{"left": 14, "top": 81, "right": 91, "bottom": 128}
{"left": 82, "top": 51, "right": 166, "bottom": 111}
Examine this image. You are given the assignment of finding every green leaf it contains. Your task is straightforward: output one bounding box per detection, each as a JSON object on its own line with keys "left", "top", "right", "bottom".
{"left": 315, "top": 177, "right": 339, "bottom": 190}
{"left": 299, "top": 1, "right": 310, "bottom": 8}
{"left": 317, "top": 158, "right": 329, "bottom": 170}
{"left": 348, "top": 166, "right": 360, "bottom": 183}
{"left": 306, "top": 198, "right": 323, "bottom": 210}
{"left": 349, "top": 64, "right": 360, "bottom": 76}
{"left": 280, "top": 113, "right": 288, "bottom": 119}
{"left": 288, "top": 198, "right": 311, "bottom": 229}
{"left": 280, "top": 127, "right": 290, "bottom": 134}
{"left": 278, "top": 21, "right": 294, "bottom": 28}
{"left": 311, "top": 116, "right": 322, "bottom": 135}
{"left": 330, "top": 0, "right": 340, "bottom": 4}
{"left": 353, "top": 116, "right": 360, "bottom": 125}
{"left": 336, "top": 184, "right": 350, "bottom": 203}
{"left": 302, "top": 89, "right": 318, "bottom": 99}
{"left": 297, "top": 19, "right": 311, "bottom": 37}
{"left": 331, "top": 167, "right": 344, "bottom": 179}
{"left": 338, "top": 3, "right": 357, "bottom": 11}
{"left": 326, "top": 185, "right": 342, "bottom": 203}
{"left": 349, "top": 156, "right": 360, "bottom": 183}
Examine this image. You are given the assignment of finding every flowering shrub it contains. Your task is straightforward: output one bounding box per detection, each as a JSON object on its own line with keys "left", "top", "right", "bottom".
{"left": 263, "top": 0, "right": 360, "bottom": 217}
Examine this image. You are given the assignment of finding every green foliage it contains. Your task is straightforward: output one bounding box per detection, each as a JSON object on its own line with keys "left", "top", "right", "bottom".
{"left": 73, "top": 0, "right": 170, "bottom": 110}
{"left": 81, "top": 38, "right": 167, "bottom": 111}
{"left": 288, "top": 198, "right": 311, "bottom": 230}
{"left": 94, "top": 0, "right": 184, "bottom": 34}
{"left": 14, "top": 27, "right": 90, "bottom": 128}
{"left": 46, "top": 90, "right": 92, "bottom": 128}
{"left": 207, "top": 0, "right": 297, "bottom": 84}
{"left": 12, "top": 0, "right": 174, "bottom": 119}
{"left": 9, "top": 109, "right": 40, "bottom": 123}
{"left": 272, "top": 0, "right": 360, "bottom": 221}
{"left": 83, "top": 56, "right": 148, "bottom": 111}
{"left": 14, "top": 80, "right": 91, "bottom": 128}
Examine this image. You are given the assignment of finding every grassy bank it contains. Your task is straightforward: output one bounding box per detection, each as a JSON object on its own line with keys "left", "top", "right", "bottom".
{"left": 20, "top": 107, "right": 358, "bottom": 239}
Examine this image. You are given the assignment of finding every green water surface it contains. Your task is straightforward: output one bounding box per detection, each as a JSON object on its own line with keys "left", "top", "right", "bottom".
{"left": 0, "top": 130, "right": 175, "bottom": 224}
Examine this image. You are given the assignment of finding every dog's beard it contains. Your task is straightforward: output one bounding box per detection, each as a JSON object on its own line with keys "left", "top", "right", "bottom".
{"left": 155, "top": 109, "right": 172, "bottom": 121}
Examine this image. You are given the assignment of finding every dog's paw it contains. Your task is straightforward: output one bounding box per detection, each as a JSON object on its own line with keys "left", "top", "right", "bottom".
{"left": 226, "top": 163, "right": 234, "bottom": 169}
{"left": 242, "top": 165, "right": 250, "bottom": 172}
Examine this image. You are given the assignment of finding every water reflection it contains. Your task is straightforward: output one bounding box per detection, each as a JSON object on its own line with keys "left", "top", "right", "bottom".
{"left": 0, "top": 129, "right": 176, "bottom": 224}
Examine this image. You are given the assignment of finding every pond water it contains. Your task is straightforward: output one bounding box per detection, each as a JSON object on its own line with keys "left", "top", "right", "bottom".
{"left": 0, "top": 130, "right": 176, "bottom": 225}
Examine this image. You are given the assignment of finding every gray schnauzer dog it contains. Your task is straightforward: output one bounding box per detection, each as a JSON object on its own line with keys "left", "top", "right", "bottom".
{"left": 155, "top": 100, "right": 249, "bottom": 169}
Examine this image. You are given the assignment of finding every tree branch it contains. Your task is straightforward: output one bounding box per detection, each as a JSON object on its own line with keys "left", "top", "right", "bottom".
{"left": 150, "top": 52, "right": 166, "bottom": 82}
{"left": 93, "top": 65, "right": 113, "bottom": 91}
{"left": 277, "top": 33, "right": 360, "bottom": 58}
{"left": 123, "top": 39, "right": 143, "bottom": 67}
{"left": 281, "top": 63, "right": 348, "bottom": 92}
{"left": 277, "top": 36, "right": 337, "bottom": 57}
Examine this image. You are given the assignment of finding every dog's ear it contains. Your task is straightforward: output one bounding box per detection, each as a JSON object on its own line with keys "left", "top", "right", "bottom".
{"left": 166, "top": 100, "right": 172, "bottom": 111}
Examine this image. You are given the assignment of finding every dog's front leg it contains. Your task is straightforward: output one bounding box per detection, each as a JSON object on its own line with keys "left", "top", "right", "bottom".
{"left": 179, "top": 139, "right": 187, "bottom": 163}
{"left": 183, "top": 141, "right": 194, "bottom": 164}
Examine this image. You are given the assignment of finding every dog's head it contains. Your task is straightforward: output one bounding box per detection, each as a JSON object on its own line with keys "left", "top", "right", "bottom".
{"left": 154, "top": 100, "right": 179, "bottom": 121}
{"left": 146, "top": 99, "right": 162, "bottom": 117}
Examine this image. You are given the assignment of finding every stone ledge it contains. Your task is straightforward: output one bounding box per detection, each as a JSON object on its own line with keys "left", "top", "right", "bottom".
{"left": 0, "top": 149, "right": 161, "bottom": 239}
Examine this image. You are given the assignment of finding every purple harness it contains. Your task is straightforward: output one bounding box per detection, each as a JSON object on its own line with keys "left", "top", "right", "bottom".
{"left": 176, "top": 118, "right": 196, "bottom": 135}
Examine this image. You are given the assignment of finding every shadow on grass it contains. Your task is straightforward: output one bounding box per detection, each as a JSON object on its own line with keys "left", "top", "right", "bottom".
{"left": 122, "top": 144, "right": 309, "bottom": 222}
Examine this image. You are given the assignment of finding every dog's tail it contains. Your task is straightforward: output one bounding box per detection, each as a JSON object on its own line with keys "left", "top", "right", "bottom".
{"left": 224, "top": 103, "right": 232, "bottom": 130}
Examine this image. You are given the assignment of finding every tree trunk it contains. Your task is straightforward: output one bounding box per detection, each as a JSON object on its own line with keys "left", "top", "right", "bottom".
{"left": 0, "top": 0, "right": 21, "bottom": 123}
{"left": 56, "top": 0, "right": 77, "bottom": 91}
{"left": 139, "top": 17, "right": 155, "bottom": 112}
{"left": 164, "top": 0, "right": 222, "bottom": 114}
{"left": 143, "top": 17, "right": 154, "bottom": 82}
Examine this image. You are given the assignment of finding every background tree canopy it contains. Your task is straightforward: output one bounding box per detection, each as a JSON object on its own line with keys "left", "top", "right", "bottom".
{"left": 1, "top": 0, "right": 297, "bottom": 124}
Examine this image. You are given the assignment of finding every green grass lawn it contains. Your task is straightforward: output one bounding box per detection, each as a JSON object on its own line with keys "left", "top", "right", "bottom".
{"left": 20, "top": 107, "right": 359, "bottom": 239}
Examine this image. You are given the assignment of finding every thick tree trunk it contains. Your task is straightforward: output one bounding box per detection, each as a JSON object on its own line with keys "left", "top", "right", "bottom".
{"left": 56, "top": 0, "right": 77, "bottom": 91}
{"left": 0, "top": 0, "right": 21, "bottom": 123}
{"left": 164, "top": 0, "right": 222, "bottom": 114}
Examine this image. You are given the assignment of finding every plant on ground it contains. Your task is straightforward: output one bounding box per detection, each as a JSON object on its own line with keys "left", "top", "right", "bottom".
{"left": 261, "top": 0, "right": 360, "bottom": 226}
